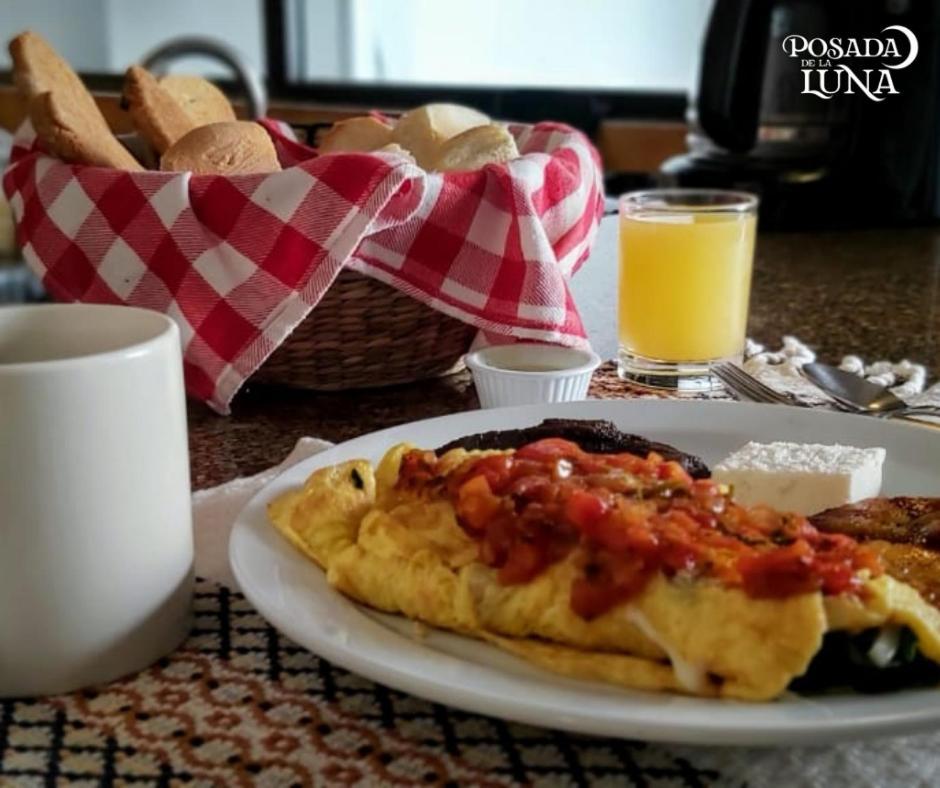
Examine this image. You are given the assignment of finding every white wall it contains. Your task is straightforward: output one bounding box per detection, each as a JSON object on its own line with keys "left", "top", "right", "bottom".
{"left": 0, "top": 0, "right": 264, "bottom": 75}
{"left": 0, "top": 0, "right": 110, "bottom": 71}
{"left": 102, "top": 0, "right": 264, "bottom": 75}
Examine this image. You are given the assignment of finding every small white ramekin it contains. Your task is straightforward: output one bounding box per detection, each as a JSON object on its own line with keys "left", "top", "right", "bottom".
{"left": 465, "top": 344, "right": 602, "bottom": 408}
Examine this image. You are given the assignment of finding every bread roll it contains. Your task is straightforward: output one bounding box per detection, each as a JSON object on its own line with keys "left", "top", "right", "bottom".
{"left": 0, "top": 195, "right": 17, "bottom": 258}
{"left": 376, "top": 143, "right": 416, "bottom": 163}
{"left": 160, "top": 74, "right": 237, "bottom": 126}
{"left": 318, "top": 116, "right": 394, "bottom": 154}
{"left": 391, "top": 103, "right": 489, "bottom": 169}
{"left": 433, "top": 123, "right": 519, "bottom": 172}
{"left": 160, "top": 121, "right": 281, "bottom": 175}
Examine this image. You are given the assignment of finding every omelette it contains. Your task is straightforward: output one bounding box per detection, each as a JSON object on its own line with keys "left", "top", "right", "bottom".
{"left": 268, "top": 437, "right": 940, "bottom": 701}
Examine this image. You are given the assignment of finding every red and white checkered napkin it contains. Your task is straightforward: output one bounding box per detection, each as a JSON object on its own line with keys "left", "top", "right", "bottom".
{"left": 2, "top": 118, "right": 604, "bottom": 413}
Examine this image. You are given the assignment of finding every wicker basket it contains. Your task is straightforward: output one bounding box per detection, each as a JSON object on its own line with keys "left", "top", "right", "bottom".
{"left": 253, "top": 270, "right": 477, "bottom": 390}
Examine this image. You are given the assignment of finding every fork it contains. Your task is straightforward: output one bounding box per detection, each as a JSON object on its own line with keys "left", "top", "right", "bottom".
{"left": 711, "top": 362, "right": 804, "bottom": 406}
{"left": 711, "top": 362, "right": 940, "bottom": 431}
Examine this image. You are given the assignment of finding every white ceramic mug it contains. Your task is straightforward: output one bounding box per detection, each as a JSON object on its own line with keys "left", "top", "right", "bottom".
{"left": 0, "top": 304, "right": 193, "bottom": 697}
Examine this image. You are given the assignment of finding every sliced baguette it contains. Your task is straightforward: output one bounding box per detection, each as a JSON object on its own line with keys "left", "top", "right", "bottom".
{"left": 124, "top": 65, "right": 196, "bottom": 155}
{"left": 160, "top": 74, "right": 237, "bottom": 126}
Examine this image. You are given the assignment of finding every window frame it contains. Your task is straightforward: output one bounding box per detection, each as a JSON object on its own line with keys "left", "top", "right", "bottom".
{"left": 261, "top": 0, "right": 687, "bottom": 131}
{"left": 0, "top": 0, "right": 690, "bottom": 133}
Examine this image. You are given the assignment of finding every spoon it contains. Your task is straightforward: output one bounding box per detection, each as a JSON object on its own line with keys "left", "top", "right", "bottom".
{"left": 802, "top": 363, "right": 940, "bottom": 419}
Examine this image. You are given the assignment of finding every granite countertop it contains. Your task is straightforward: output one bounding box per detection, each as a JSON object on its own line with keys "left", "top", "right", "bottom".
{"left": 188, "top": 225, "right": 940, "bottom": 489}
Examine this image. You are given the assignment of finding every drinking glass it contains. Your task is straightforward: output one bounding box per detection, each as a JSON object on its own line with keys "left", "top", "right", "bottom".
{"left": 617, "top": 189, "right": 758, "bottom": 390}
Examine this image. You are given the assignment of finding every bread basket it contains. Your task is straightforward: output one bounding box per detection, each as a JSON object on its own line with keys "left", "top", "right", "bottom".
{"left": 4, "top": 118, "right": 604, "bottom": 413}
{"left": 253, "top": 270, "right": 475, "bottom": 389}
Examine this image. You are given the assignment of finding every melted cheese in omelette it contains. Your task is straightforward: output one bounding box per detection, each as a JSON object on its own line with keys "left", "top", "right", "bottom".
{"left": 268, "top": 444, "right": 940, "bottom": 701}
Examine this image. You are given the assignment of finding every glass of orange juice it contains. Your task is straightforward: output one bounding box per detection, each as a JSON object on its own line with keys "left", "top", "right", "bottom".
{"left": 618, "top": 189, "right": 758, "bottom": 391}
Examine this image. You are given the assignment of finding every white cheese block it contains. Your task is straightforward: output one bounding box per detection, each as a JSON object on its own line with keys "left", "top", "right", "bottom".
{"left": 712, "top": 441, "right": 886, "bottom": 515}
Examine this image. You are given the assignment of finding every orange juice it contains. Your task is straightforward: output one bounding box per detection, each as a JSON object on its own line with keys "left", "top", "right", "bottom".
{"left": 618, "top": 211, "right": 756, "bottom": 362}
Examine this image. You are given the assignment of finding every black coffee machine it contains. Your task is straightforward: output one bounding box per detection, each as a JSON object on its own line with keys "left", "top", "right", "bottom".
{"left": 661, "top": 0, "right": 940, "bottom": 229}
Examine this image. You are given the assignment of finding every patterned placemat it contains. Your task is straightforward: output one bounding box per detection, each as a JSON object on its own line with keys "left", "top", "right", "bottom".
{"left": 589, "top": 362, "right": 725, "bottom": 401}
{"left": 0, "top": 578, "right": 720, "bottom": 787}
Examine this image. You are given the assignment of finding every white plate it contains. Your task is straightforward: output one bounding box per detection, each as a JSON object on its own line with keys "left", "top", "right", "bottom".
{"left": 229, "top": 400, "right": 940, "bottom": 746}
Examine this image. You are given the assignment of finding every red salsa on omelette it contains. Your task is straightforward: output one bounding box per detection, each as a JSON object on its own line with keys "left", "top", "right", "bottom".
{"left": 396, "top": 438, "right": 882, "bottom": 619}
